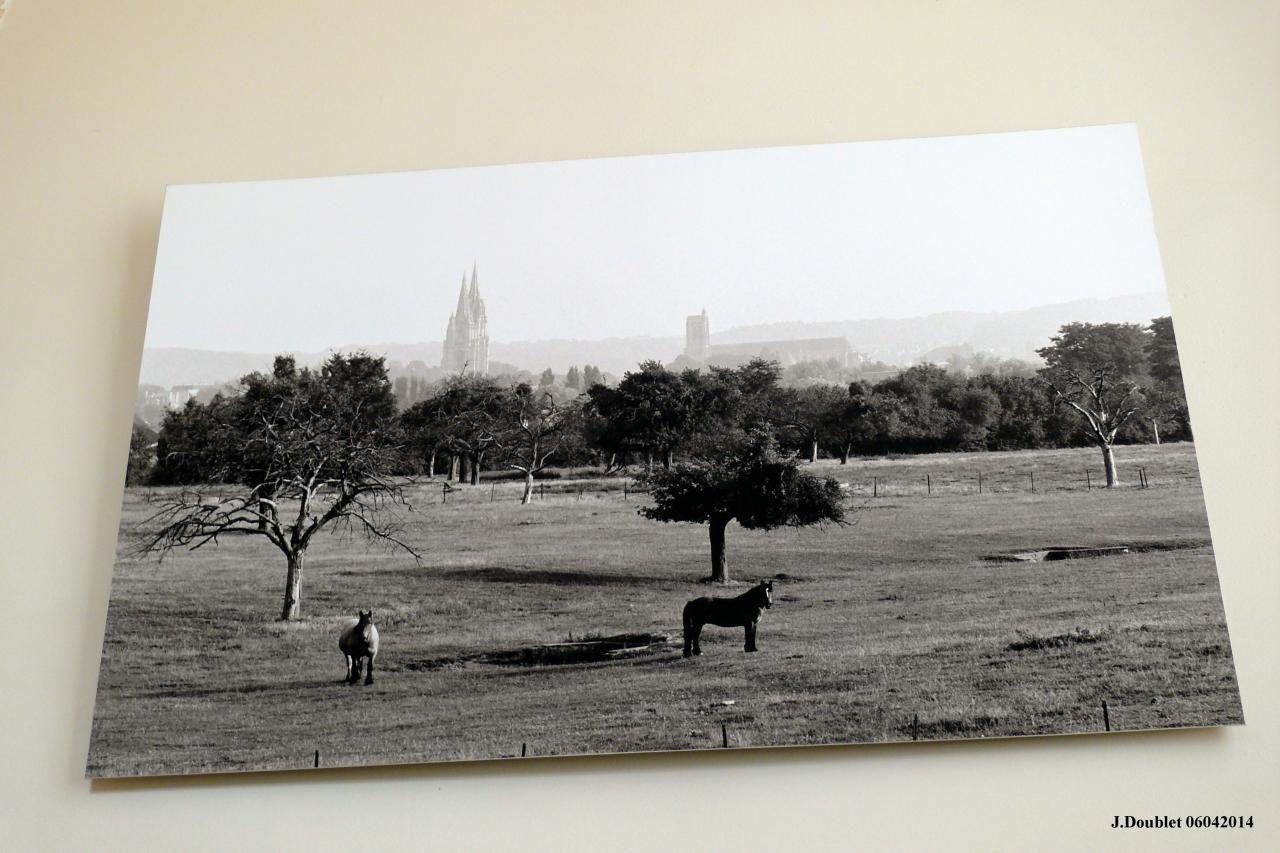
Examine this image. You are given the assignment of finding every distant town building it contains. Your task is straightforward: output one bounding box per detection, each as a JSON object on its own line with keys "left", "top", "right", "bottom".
{"left": 441, "top": 265, "right": 489, "bottom": 375}
{"left": 167, "top": 385, "right": 201, "bottom": 409}
{"left": 682, "top": 309, "right": 855, "bottom": 368}
{"left": 685, "top": 308, "right": 711, "bottom": 360}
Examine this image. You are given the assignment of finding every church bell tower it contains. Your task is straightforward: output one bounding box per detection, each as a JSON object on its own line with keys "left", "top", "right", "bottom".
{"left": 685, "top": 307, "right": 710, "bottom": 360}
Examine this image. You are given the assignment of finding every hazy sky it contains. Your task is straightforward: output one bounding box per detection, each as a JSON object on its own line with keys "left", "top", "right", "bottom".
{"left": 146, "top": 124, "right": 1167, "bottom": 352}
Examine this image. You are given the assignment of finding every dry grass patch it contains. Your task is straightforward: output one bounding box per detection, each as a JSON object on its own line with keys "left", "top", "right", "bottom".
{"left": 1008, "top": 627, "right": 1109, "bottom": 652}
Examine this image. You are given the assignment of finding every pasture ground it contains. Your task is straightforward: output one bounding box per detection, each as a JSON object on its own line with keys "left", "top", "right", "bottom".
{"left": 87, "top": 442, "right": 1243, "bottom": 777}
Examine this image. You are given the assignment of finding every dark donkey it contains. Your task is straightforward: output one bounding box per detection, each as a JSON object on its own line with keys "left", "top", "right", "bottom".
{"left": 683, "top": 580, "right": 773, "bottom": 657}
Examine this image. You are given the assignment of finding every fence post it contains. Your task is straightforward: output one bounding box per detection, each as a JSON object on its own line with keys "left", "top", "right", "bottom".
{"left": 721, "top": 723, "right": 729, "bottom": 748}
{"left": 491, "top": 482, "right": 496, "bottom": 502}
{"left": 314, "top": 749, "right": 319, "bottom": 768}
{"left": 977, "top": 472, "right": 983, "bottom": 494}
{"left": 1085, "top": 470, "right": 1092, "bottom": 491}
{"left": 873, "top": 476, "right": 878, "bottom": 498}
{"left": 912, "top": 713, "right": 919, "bottom": 741}
{"left": 1102, "top": 701, "right": 1111, "bottom": 732}
{"left": 926, "top": 474, "right": 931, "bottom": 496}
{"left": 521, "top": 742, "right": 527, "bottom": 757}
{"left": 623, "top": 479, "right": 628, "bottom": 501}
{"left": 442, "top": 484, "right": 448, "bottom": 504}
{"left": 1030, "top": 471, "right": 1036, "bottom": 493}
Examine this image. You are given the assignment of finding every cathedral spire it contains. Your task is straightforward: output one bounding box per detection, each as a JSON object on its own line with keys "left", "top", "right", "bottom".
{"left": 441, "top": 266, "right": 490, "bottom": 375}
{"left": 455, "top": 272, "right": 471, "bottom": 317}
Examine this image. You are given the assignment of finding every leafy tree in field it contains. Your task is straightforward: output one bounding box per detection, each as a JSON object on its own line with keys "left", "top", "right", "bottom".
{"left": 821, "top": 381, "right": 876, "bottom": 463}
{"left": 236, "top": 355, "right": 400, "bottom": 524}
{"left": 151, "top": 393, "right": 243, "bottom": 486}
{"left": 582, "top": 364, "right": 604, "bottom": 388}
{"left": 565, "top": 365, "right": 581, "bottom": 390}
{"left": 783, "top": 384, "right": 849, "bottom": 462}
{"left": 1145, "top": 316, "right": 1192, "bottom": 443}
{"left": 849, "top": 387, "right": 908, "bottom": 456}
{"left": 538, "top": 368, "right": 555, "bottom": 387}
{"left": 497, "top": 384, "right": 581, "bottom": 503}
{"left": 696, "top": 358, "right": 786, "bottom": 443}
{"left": 639, "top": 434, "right": 845, "bottom": 583}
{"left": 591, "top": 361, "right": 701, "bottom": 469}
{"left": 1145, "top": 383, "right": 1190, "bottom": 444}
{"left": 873, "top": 365, "right": 978, "bottom": 452}
{"left": 581, "top": 383, "right": 633, "bottom": 472}
{"left": 1037, "top": 322, "right": 1149, "bottom": 487}
{"left": 144, "top": 353, "right": 417, "bottom": 621}
{"left": 1146, "top": 316, "right": 1182, "bottom": 385}
{"left": 938, "top": 381, "right": 1001, "bottom": 450}
{"left": 400, "top": 396, "right": 452, "bottom": 477}
{"left": 125, "top": 419, "right": 157, "bottom": 486}
{"left": 973, "top": 374, "right": 1053, "bottom": 450}
{"left": 432, "top": 375, "right": 507, "bottom": 484}
{"left": 873, "top": 366, "right": 945, "bottom": 452}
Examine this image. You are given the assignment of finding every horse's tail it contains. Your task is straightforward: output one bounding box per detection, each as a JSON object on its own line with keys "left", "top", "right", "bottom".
{"left": 682, "top": 601, "right": 695, "bottom": 646}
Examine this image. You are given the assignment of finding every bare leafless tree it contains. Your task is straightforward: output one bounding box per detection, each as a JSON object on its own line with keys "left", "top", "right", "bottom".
{"left": 499, "top": 385, "right": 579, "bottom": 504}
{"left": 141, "top": 354, "right": 420, "bottom": 620}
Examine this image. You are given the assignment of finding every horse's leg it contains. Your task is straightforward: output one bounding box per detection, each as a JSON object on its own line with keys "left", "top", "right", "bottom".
{"left": 745, "top": 621, "right": 757, "bottom": 652}
{"left": 683, "top": 609, "right": 693, "bottom": 658}
{"left": 352, "top": 657, "right": 363, "bottom": 684}
{"left": 344, "top": 653, "right": 354, "bottom": 683}
{"left": 365, "top": 653, "right": 375, "bottom": 685}
{"left": 692, "top": 621, "right": 703, "bottom": 656}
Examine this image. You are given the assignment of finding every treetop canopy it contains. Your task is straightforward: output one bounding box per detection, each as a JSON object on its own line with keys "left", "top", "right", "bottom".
{"left": 639, "top": 433, "right": 846, "bottom": 530}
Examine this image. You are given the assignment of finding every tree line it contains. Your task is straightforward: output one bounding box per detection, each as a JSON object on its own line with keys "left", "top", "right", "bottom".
{"left": 126, "top": 317, "right": 1188, "bottom": 612}
{"left": 134, "top": 316, "right": 1188, "bottom": 492}
{"left": 136, "top": 351, "right": 850, "bottom": 601}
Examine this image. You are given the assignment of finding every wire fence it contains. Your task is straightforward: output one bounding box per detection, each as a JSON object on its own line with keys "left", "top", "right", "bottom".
{"left": 307, "top": 697, "right": 1122, "bottom": 767}
{"left": 423, "top": 464, "right": 1166, "bottom": 505}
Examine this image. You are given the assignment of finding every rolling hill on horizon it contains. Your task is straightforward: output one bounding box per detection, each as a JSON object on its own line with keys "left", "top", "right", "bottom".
{"left": 138, "top": 292, "right": 1171, "bottom": 388}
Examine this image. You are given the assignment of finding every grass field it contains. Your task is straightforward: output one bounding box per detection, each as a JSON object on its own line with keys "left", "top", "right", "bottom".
{"left": 87, "top": 442, "right": 1242, "bottom": 777}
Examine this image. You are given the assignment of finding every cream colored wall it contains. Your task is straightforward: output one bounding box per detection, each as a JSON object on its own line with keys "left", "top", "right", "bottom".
{"left": 1, "top": 2, "right": 1276, "bottom": 850}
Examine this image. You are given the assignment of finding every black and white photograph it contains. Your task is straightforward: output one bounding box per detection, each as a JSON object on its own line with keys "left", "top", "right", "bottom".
{"left": 86, "top": 124, "right": 1242, "bottom": 778}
